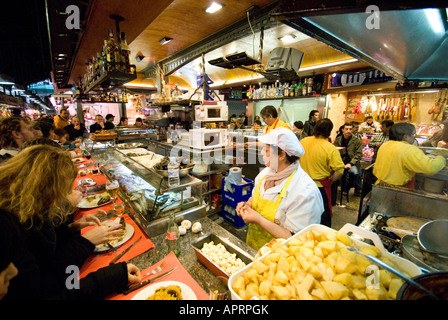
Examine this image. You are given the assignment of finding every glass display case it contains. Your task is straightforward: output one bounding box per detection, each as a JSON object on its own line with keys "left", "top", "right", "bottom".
{"left": 114, "top": 126, "right": 152, "bottom": 143}
{"left": 93, "top": 146, "right": 205, "bottom": 236}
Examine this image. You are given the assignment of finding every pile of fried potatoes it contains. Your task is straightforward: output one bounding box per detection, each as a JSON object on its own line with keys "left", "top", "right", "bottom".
{"left": 231, "top": 229, "right": 406, "bottom": 300}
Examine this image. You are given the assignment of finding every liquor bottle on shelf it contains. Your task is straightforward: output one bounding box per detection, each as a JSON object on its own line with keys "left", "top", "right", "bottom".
{"left": 122, "top": 90, "right": 127, "bottom": 103}
{"left": 290, "top": 81, "right": 297, "bottom": 97}
{"left": 105, "top": 30, "right": 118, "bottom": 72}
{"left": 120, "top": 32, "right": 131, "bottom": 73}
{"left": 302, "top": 80, "right": 307, "bottom": 96}
{"left": 283, "top": 82, "right": 290, "bottom": 97}
{"left": 307, "top": 78, "right": 313, "bottom": 96}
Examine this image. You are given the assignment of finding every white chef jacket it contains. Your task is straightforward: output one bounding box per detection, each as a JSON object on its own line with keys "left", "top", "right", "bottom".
{"left": 252, "top": 162, "right": 324, "bottom": 234}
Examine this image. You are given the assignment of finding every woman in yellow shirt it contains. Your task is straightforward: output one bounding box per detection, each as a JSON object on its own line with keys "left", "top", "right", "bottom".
{"left": 300, "top": 119, "right": 345, "bottom": 227}
{"left": 373, "top": 123, "right": 446, "bottom": 188}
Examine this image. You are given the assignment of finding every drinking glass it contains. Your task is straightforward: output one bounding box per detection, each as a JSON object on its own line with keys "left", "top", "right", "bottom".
{"left": 106, "top": 180, "right": 120, "bottom": 203}
{"left": 92, "top": 162, "right": 100, "bottom": 175}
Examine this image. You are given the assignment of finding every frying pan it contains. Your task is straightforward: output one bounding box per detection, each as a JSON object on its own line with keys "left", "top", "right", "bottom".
{"left": 383, "top": 219, "right": 448, "bottom": 256}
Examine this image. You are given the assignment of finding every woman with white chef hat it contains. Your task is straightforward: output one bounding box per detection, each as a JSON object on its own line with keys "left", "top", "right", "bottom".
{"left": 236, "top": 127, "right": 324, "bottom": 251}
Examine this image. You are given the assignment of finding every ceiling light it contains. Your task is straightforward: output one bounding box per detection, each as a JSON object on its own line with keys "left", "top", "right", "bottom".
{"left": 123, "top": 82, "right": 156, "bottom": 88}
{"left": 159, "top": 37, "right": 173, "bottom": 45}
{"left": 205, "top": 2, "right": 224, "bottom": 14}
{"left": 279, "top": 34, "right": 296, "bottom": 41}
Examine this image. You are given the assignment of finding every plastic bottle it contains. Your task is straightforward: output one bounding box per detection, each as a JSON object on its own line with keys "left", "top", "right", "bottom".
{"left": 166, "top": 212, "right": 181, "bottom": 256}
{"left": 168, "top": 157, "right": 180, "bottom": 187}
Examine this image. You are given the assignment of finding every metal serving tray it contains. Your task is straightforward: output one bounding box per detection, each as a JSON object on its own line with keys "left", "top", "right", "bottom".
{"left": 191, "top": 233, "right": 254, "bottom": 279}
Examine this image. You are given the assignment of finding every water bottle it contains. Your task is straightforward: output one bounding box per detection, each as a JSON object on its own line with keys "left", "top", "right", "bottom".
{"left": 168, "top": 157, "right": 180, "bottom": 187}
{"left": 166, "top": 212, "right": 181, "bottom": 256}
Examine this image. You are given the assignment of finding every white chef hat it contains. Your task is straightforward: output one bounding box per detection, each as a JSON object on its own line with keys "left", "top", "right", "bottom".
{"left": 258, "top": 127, "right": 305, "bottom": 157}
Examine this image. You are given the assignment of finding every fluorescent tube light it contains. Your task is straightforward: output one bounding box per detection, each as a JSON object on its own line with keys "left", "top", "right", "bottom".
{"left": 299, "top": 59, "right": 358, "bottom": 71}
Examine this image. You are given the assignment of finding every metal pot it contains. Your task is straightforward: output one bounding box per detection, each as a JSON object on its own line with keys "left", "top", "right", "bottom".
{"left": 397, "top": 272, "right": 448, "bottom": 300}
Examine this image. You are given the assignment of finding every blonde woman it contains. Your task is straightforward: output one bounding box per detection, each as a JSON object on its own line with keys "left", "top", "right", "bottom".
{"left": 0, "top": 145, "right": 141, "bottom": 299}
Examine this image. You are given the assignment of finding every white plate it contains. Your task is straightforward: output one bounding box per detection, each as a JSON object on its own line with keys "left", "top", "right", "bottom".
{"left": 131, "top": 281, "right": 197, "bottom": 300}
{"left": 94, "top": 223, "right": 134, "bottom": 252}
{"left": 77, "top": 178, "right": 96, "bottom": 186}
{"left": 77, "top": 194, "right": 112, "bottom": 209}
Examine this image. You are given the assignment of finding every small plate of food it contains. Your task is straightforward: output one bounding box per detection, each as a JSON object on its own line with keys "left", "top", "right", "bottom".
{"left": 77, "top": 178, "right": 96, "bottom": 186}
{"left": 131, "top": 281, "right": 197, "bottom": 300}
{"left": 77, "top": 192, "right": 112, "bottom": 209}
{"left": 72, "top": 157, "right": 86, "bottom": 164}
{"left": 94, "top": 217, "right": 134, "bottom": 252}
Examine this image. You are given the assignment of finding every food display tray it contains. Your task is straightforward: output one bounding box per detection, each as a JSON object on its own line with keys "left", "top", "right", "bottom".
{"left": 228, "top": 223, "right": 423, "bottom": 300}
{"left": 191, "top": 233, "right": 254, "bottom": 279}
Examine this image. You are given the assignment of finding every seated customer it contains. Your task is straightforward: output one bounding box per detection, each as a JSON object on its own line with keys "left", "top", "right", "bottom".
{"left": 0, "top": 116, "right": 36, "bottom": 160}
{"left": 0, "top": 209, "right": 19, "bottom": 300}
{"left": 0, "top": 145, "right": 142, "bottom": 299}
{"left": 104, "top": 114, "right": 115, "bottom": 130}
{"left": 64, "top": 116, "right": 86, "bottom": 141}
{"left": 90, "top": 114, "right": 105, "bottom": 133}
{"left": 373, "top": 123, "right": 446, "bottom": 189}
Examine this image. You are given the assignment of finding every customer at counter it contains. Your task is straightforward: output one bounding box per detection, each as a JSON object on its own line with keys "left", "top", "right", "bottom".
{"left": 373, "top": 122, "right": 446, "bottom": 189}
{"left": 90, "top": 114, "right": 105, "bottom": 133}
{"left": 54, "top": 108, "right": 70, "bottom": 130}
{"left": 134, "top": 117, "right": 147, "bottom": 128}
{"left": 303, "top": 110, "right": 320, "bottom": 137}
{"left": 299, "top": 119, "right": 345, "bottom": 227}
{"left": 235, "top": 118, "right": 245, "bottom": 130}
{"left": 0, "top": 116, "right": 36, "bottom": 160}
{"left": 292, "top": 120, "right": 306, "bottom": 141}
{"left": 236, "top": 127, "right": 324, "bottom": 251}
{"left": 104, "top": 114, "right": 115, "bottom": 130}
{"left": 0, "top": 209, "right": 19, "bottom": 300}
{"left": 334, "top": 122, "right": 363, "bottom": 196}
{"left": 118, "top": 116, "right": 128, "bottom": 126}
{"left": 0, "top": 145, "right": 142, "bottom": 299}
{"left": 64, "top": 116, "right": 86, "bottom": 141}
{"left": 260, "top": 105, "right": 291, "bottom": 134}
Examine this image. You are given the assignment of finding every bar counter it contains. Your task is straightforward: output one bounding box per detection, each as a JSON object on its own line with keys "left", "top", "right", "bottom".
{"left": 124, "top": 215, "right": 257, "bottom": 297}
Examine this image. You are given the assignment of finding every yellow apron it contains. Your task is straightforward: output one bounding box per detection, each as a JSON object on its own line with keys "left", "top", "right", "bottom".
{"left": 246, "top": 170, "right": 296, "bottom": 251}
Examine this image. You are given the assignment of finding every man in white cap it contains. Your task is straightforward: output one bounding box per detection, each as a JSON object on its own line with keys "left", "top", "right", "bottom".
{"left": 236, "top": 127, "right": 324, "bottom": 251}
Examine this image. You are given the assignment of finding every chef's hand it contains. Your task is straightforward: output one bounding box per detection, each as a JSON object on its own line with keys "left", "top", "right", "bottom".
{"left": 82, "top": 224, "right": 123, "bottom": 245}
{"left": 237, "top": 204, "right": 262, "bottom": 224}
{"left": 236, "top": 197, "right": 253, "bottom": 215}
{"left": 126, "top": 264, "right": 142, "bottom": 283}
{"left": 375, "top": 142, "right": 382, "bottom": 148}
{"left": 344, "top": 163, "right": 352, "bottom": 169}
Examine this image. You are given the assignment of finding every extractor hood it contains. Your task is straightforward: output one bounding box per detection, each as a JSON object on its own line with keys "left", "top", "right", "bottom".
{"left": 271, "top": 1, "right": 448, "bottom": 82}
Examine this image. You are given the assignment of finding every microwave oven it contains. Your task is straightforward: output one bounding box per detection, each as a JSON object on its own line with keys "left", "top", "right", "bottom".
{"left": 178, "top": 129, "right": 227, "bottom": 150}
{"left": 195, "top": 102, "right": 228, "bottom": 122}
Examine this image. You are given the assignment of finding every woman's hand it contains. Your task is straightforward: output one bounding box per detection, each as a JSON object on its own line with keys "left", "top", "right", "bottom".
{"left": 67, "top": 190, "right": 83, "bottom": 206}
{"left": 237, "top": 203, "right": 261, "bottom": 224}
{"left": 81, "top": 224, "right": 123, "bottom": 246}
{"left": 236, "top": 197, "right": 253, "bottom": 215}
{"left": 69, "top": 210, "right": 107, "bottom": 231}
{"left": 126, "top": 264, "right": 142, "bottom": 283}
